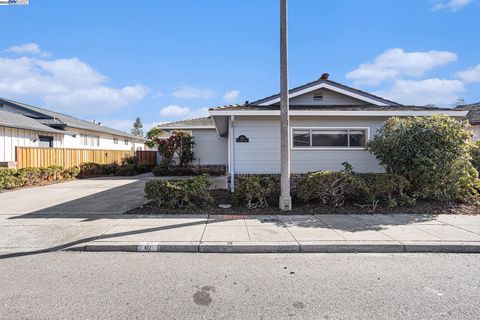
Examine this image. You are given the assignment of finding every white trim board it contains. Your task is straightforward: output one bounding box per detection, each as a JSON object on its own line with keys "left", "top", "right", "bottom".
{"left": 258, "top": 83, "right": 391, "bottom": 106}
{"left": 209, "top": 110, "right": 468, "bottom": 117}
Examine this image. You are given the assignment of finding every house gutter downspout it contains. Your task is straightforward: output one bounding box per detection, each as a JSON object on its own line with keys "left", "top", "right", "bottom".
{"left": 229, "top": 115, "right": 235, "bottom": 192}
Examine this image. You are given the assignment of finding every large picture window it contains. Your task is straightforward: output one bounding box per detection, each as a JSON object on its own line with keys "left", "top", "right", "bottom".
{"left": 292, "top": 128, "right": 368, "bottom": 149}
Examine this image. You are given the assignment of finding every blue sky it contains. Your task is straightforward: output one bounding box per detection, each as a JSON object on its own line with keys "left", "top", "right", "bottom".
{"left": 1, "top": 0, "right": 479, "bottom": 132}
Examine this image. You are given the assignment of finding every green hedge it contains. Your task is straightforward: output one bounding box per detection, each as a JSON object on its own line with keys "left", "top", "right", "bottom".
{"left": 79, "top": 162, "right": 153, "bottom": 177}
{"left": 145, "top": 175, "right": 213, "bottom": 209}
{"left": 0, "top": 165, "right": 80, "bottom": 190}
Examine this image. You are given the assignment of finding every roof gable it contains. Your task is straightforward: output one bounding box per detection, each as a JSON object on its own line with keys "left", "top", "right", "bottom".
{"left": 251, "top": 78, "right": 401, "bottom": 107}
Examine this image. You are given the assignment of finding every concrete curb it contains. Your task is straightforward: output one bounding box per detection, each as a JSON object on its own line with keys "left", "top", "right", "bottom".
{"left": 66, "top": 241, "right": 480, "bottom": 253}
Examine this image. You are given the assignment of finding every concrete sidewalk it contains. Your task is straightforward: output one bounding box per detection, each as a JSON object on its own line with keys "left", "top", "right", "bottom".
{"left": 1, "top": 213, "right": 479, "bottom": 255}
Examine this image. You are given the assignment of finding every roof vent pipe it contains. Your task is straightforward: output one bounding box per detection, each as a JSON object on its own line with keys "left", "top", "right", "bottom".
{"left": 320, "top": 73, "right": 329, "bottom": 80}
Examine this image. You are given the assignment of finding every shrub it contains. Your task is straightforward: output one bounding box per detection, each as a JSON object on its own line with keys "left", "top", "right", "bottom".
{"left": 234, "top": 175, "right": 276, "bottom": 208}
{"left": 358, "top": 173, "right": 414, "bottom": 210}
{"left": 17, "top": 167, "right": 41, "bottom": 185}
{"left": 100, "top": 163, "right": 119, "bottom": 175}
{"left": 122, "top": 156, "right": 136, "bottom": 165}
{"left": 295, "top": 171, "right": 365, "bottom": 207}
{"left": 152, "top": 165, "right": 193, "bottom": 176}
{"left": 135, "top": 165, "right": 153, "bottom": 174}
{"left": 48, "top": 165, "right": 64, "bottom": 181}
{"left": 115, "top": 164, "right": 136, "bottom": 176}
{"left": 0, "top": 168, "right": 21, "bottom": 190}
{"left": 63, "top": 166, "right": 80, "bottom": 179}
{"left": 79, "top": 162, "right": 103, "bottom": 177}
{"left": 368, "top": 115, "right": 480, "bottom": 202}
{"left": 145, "top": 175, "right": 213, "bottom": 208}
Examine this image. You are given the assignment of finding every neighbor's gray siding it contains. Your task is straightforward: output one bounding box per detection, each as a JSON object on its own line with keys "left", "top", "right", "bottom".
{"left": 289, "top": 88, "right": 365, "bottom": 105}
{"left": 191, "top": 129, "right": 228, "bottom": 165}
{"left": 232, "top": 116, "right": 387, "bottom": 174}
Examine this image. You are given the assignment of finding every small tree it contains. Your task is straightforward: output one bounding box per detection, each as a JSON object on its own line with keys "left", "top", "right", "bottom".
{"left": 153, "top": 131, "right": 195, "bottom": 169}
{"left": 368, "top": 115, "right": 480, "bottom": 202}
{"left": 145, "top": 127, "right": 165, "bottom": 148}
{"left": 131, "top": 117, "right": 144, "bottom": 137}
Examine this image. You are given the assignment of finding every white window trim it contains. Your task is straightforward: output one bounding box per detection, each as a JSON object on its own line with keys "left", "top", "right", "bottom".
{"left": 291, "top": 126, "right": 370, "bottom": 151}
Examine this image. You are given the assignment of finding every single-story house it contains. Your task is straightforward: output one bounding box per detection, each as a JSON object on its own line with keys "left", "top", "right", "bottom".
{"left": 156, "top": 75, "right": 468, "bottom": 191}
{"left": 456, "top": 103, "right": 480, "bottom": 140}
{"left": 0, "top": 97, "right": 147, "bottom": 166}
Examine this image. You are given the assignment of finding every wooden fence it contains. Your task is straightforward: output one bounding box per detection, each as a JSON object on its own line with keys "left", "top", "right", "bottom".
{"left": 136, "top": 150, "right": 157, "bottom": 165}
{"left": 15, "top": 147, "right": 157, "bottom": 169}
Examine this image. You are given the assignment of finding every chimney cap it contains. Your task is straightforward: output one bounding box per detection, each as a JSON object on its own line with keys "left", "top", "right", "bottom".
{"left": 320, "top": 73, "right": 330, "bottom": 80}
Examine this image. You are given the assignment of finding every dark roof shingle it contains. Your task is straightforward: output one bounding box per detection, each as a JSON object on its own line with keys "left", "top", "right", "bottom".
{"left": 157, "top": 117, "right": 215, "bottom": 129}
{"left": 0, "top": 110, "right": 67, "bottom": 134}
{"left": 0, "top": 97, "right": 144, "bottom": 140}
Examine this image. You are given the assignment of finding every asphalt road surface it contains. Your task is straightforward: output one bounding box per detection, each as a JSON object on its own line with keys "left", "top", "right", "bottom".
{"left": 0, "top": 252, "right": 478, "bottom": 319}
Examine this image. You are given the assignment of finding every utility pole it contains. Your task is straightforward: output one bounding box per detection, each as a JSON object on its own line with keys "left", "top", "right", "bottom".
{"left": 279, "top": 0, "right": 292, "bottom": 211}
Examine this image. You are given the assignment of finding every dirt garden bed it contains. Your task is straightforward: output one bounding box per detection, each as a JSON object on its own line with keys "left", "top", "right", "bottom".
{"left": 126, "top": 189, "right": 479, "bottom": 215}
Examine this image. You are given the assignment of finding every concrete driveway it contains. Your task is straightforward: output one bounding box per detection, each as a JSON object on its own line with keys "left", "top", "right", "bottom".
{"left": 0, "top": 173, "right": 228, "bottom": 216}
{"left": 0, "top": 174, "right": 151, "bottom": 216}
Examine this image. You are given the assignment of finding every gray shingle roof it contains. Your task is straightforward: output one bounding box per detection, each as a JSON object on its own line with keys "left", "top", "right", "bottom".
{"left": 157, "top": 117, "right": 215, "bottom": 129}
{"left": 0, "top": 110, "right": 67, "bottom": 134}
{"left": 0, "top": 97, "right": 145, "bottom": 140}
{"left": 456, "top": 103, "right": 480, "bottom": 125}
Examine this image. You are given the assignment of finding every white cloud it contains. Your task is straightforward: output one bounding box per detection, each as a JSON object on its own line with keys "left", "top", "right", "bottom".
{"left": 159, "top": 105, "right": 209, "bottom": 120}
{"left": 5, "top": 43, "right": 51, "bottom": 57}
{"left": 432, "top": 0, "right": 472, "bottom": 12}
{"left": 455, "top": 64, "right": 480, "bottom": 83}
{"left": 346, "top": 48, "right": 457, "bottom": 85}
{"left": 0, "top": 46, "right": 148, "bottom": 114}
{"left": 223, "top": 90, "right": 240, "bottom": 102}
{"left": 159, "top": 105, "right": 190, "bottom": 118}
{"left": 374, "top": 79, "right": 465, "bottom": 106}
{"left": 172, "top": 86, "right": 216, "bottom": 99}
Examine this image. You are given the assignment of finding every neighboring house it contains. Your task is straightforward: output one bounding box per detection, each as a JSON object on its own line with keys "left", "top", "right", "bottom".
{"left": 456, "top": 103, "right": 480, "bottom": 141}
{"left": 157, "top": 75, "right": 467, "bottom": 191}
{"left": 157, "top": 117, "right": 227, "bottom": 166}
{"left": 0, "top": 97, "right": 146, "bottom": 165}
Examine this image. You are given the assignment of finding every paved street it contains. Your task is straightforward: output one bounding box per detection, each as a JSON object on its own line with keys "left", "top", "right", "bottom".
{"left": 0, "top": 252, "right": 478, "bottom": 319}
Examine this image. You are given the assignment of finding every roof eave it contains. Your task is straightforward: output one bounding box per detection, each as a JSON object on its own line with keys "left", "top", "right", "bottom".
{"left": 209, "top": 109, "right": 468, "bottom": 117}
{"left": 156, "top": 126, "right": 216, "bottom": 130}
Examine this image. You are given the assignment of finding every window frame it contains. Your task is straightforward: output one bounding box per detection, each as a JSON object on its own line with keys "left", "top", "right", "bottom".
{"left": 291, "top": 127, "right": 370, "bottom": 150}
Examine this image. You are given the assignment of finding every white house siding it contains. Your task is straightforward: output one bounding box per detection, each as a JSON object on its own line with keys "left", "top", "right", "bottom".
{"left": 232, "top": 116, "right": 388, "bottom": 174}
{"left": 472, "top": 125, "right": 480, "bottom": 141}
{"left": 0, "top": 126, "right": 63, "bottom": 162}
{"left": 288, "top": 88, "right": 365, "bottom": 106}
{"left": 62, "top": 127, "right": 139, "bottom": 151}
{"left": 191, "top": 129, "right": 228, "bottom": 165}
